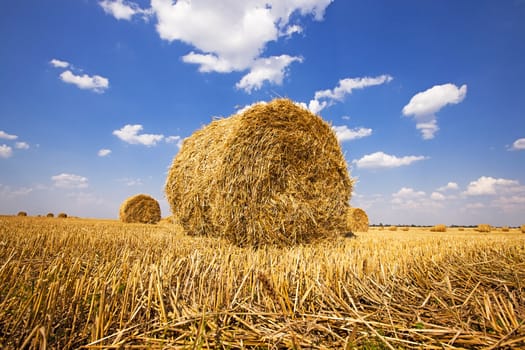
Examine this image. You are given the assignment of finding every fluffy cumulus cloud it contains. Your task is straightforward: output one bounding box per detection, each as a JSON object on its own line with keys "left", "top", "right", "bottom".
{"left": 113, "top": 124, "right": 164, "bottom": 146}
{"left": 235, "top": 55, "right": 303, "bottom": 93}
{"left": 402, "top": 83, "right": 467, "bottom": 140}
{"left": 59, "top": 70, "right": 109, "bottom": 93}
{"left": 391, "top": 187, "right": 428, "bottom": 209}
{"left": 99, "top": 0, "right": 152, "bottom": 20}
{"left": 308, "top": 75, "right": 393, "bottom": 114}
{"left": 437, "top": 182, "right": 459, "bottom": 192}
{"left": 510, "top": 138, "right": 525, "bottom": 150}
{"left": 430, "top": 192, "right": 446, "bottom": 201}
{"left": 52, "top": 173, "right": 89, "bottom": 189}
{"left": 352, "top": 151, "right": 427, "bottom": 169}
{"left": 332, "top": 125, "right": 372, "bottom": 142}
{"left": 0, "top": 145, "right": 13, "bottom": 159}
{"left": 98, "top": 149, "right": 112, "bottom": 157}
{"left": 463, "top": 176, "right": 520, "bottom": 196}
{"left": 101, "top": 0, "right": 333, "bottom": 92}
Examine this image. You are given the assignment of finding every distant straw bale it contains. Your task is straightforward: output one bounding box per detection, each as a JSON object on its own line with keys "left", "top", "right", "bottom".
{"left": 520, "top": 225, "right": 525, "bottom": 233}
{"left": 430, "top": 224, "right": 447, "bottom": 232}
{"left": 165, "top": 99, "right": 352, "bottom": 247}
{"left": 119, "top": 194, "right": 161, "bottom": 224}
{"left": 346, "top": 207, "right": 369, "bottom": 232}
{"left": 46, "top": 213, "right": 54, "bottom": 218}
{"left": 58, "top": 212, "right": 67, "bottom": 218}
{"left": 17, "top": 211, "right": 27, "bottom": 217}
{"left": 476, "top": 224, "right": 492, "bottom": 233}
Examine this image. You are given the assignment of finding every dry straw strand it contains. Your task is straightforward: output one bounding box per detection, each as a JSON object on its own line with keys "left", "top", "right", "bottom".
{"left": 346, "top": 207, "right": 369, "bottom": 232}
{"left": 119, "top": 194, "right": 161, "bottom": 224}
{"left": 165, "top": 98, "right": 352, "bottom": 247}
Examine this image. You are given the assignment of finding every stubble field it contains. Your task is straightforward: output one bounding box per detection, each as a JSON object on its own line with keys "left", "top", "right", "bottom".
{"left": 0, "top": 216, "right": 524, "bottom": 349}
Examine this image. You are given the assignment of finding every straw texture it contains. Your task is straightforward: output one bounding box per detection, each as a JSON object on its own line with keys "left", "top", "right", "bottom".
{"left": 347, "top": 207, "right": 369, "bottom": 232}
{"left": 165, "top": 99, "right": 352, "bottom": 247}
{"left": 119, "top": 194, "right": 161, "bottom": 224}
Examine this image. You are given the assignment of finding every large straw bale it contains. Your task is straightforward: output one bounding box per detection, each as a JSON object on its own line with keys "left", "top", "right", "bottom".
{"left": 346, "top": 207, "right": 369, "bottom": 232}
{"left": 119, "top": 194, "right": 161, "bottom": 224}
{"left": 165, "top": 99, "right": 352, "bottom": 247}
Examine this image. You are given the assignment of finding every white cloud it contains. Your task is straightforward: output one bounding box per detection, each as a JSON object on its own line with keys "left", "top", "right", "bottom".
{"left": 306, "top": 75, "right": 393, "bottom": 114}
{"left": 236, "top": 55, "right": 303, "bottom": 93}
{"left": 463, "top": 176, "right": 520, "bottom": 196}
{"left": 437, "top": 182, "right": 459, "bottom": 192}
{"left": 402, "top": 83, "right": 467, "bottom": 140}
{"left": 332, "top": 125, "right": 372, "bottom": 142}
{"left": 99, "top": 0, "right": 151, "bottom": 20}
{"left": 0, "top": 130, "right": 18, "bottom": 140}
{"left": 352, "top": 151, "right": 427, "bottom": 169}
{"left": 60, "top": 70, "right": 109, "bottom": 93}
{"left": 50, "top": 58, "right": 70, "bottom": 68}
{"left": 165, "top": 135, "right": 184, "bottom": 149}
{"left": 510, "top": 138, "right": 525, "bottom": 150}
{"left": 315, "top": 75, "right": 393, "bottom": 101}
{"left": 430, "top": 192, "right": 446, "bottom": 201}
{"left": 391, "top": 187, "right": 429, "bottom": 209}
{"left": 98, "top": 149, "right": 112, "bottom": 157}
{"left": 52, "top": 173, "right": 89, "bottom": 189}
{"left": 15, "top": 142, "right": 29, "bottom": 149}
{"left": 307, "top": 99, "right": 328, "bottom": 115}
{"left": 145, "top": 0, "right": 333, "bottom": 90}
{"left": 393, "top": 187, "right": 426, "bottom": 200}
{"left": 113, "top": 124, "right": 164, "bottom": 146}
{"left": 0, "top": 145, "right": 13, "bottom": 159}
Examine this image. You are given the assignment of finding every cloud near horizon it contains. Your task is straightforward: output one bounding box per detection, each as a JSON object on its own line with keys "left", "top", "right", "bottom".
{"left": 52, "top": 173, "right": 89, "bottom": 189}
{"left": 402, "top": 83, "right": 467, "bottom": 140}
{"left": 463, "top": 176, "right": 520, "bottom": 196}
{"left": 353, "top": 151, "right": 427, "bottom": 169}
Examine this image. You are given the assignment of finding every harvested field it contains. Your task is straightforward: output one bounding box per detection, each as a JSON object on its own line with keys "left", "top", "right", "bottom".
{"left": 0, "top": 217, "right": 524, "bottom": 349}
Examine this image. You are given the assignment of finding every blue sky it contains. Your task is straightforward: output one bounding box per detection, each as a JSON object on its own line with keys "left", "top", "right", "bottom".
{"left": 1, "top": 0, "right": 524, "bottom": 226}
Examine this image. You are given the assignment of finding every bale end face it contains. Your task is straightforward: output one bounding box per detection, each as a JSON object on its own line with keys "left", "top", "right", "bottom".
{"left": 119, "top": 194, "right": 161, "bottom": 224}
{"left": 165, "top": 98, "right": 353, "bottom": 247}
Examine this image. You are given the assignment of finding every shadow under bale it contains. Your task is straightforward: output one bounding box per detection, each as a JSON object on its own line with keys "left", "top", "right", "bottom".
{"left": 165, "top": 99, "right": 353, "bottom": 247}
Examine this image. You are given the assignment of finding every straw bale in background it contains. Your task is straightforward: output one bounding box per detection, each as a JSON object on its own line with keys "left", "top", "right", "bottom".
{"left": 119, "top": 194, "right": 161, "bottom": 224}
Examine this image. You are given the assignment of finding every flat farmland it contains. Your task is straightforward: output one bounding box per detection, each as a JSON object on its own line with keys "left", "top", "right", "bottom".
{"left": 0, "top": 216, "right": 524, "bottom": 349}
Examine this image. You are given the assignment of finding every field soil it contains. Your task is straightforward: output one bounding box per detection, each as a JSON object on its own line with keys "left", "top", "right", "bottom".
{"left": 0, "top": 216, "right": 524, "bottom": 349}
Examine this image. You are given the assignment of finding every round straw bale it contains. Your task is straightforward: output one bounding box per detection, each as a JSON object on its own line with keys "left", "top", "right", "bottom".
{"left": 57, "top": 212, "right": 67, "bottom": 218}
{"left": 165, "top": 98, "right": 352, "bottom": 247}
{"left": 119, "top": 194, "right": 161, "bottom": 224}
{"left": 346, "top": 207, "right": 369, "bottom": 232}
{"left": 17, "top": 211, "right": 28, "bottom": 217}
